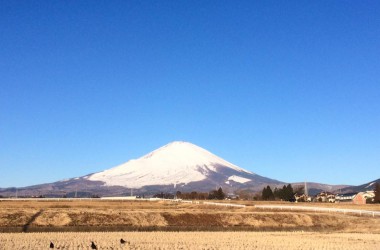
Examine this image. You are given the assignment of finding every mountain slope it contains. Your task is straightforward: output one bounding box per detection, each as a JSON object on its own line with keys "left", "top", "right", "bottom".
{"left": 88, "top": 141, "right": 255, "bottom": 188}
{"left": 0, "top": 141, "right": 283, "bottom": 197}
{"left": 291, "top": 182, "right": 350, "bottom": 196}
{"left": 339, "top": 178, "right": 380, "bottom": 193}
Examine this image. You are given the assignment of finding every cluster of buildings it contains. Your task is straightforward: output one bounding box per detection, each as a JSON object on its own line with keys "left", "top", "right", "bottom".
{"left": 294, "top": 190, "right": 376, "bottom": 204}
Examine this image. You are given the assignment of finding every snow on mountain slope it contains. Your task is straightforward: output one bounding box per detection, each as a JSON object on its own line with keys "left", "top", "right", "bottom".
{"left": 228, "top": 175, "right": 252, "bottom": 184}
{"left": 365, "top": 182, "right": 375, "bottom": 188}
{"left": 89, "top": 141, "right": 253, "bottom": 188}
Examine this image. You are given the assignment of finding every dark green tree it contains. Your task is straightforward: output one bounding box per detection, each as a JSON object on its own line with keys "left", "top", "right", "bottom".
{"left": 261, "top": 187, "right": 267, "bottom": 200}
{"left": 374, "top": 183, "right": 380, "bottom": 203}
{"left": 208, "top": 188, "right": 225, "bottom": 200}
{"left": 279, "top": 185, "right": 287, "bottom": 200}
{"left": 273, "top": 187, "right": 279, "bottom": 199}
{"left": 284, "top": 184, "right": 294, "bottom": 201}
{"left": 269, "top": 186, "right": 275, "bottom": 200}
{"left": 216, "top": 187, "right": 225, "bottom": 200}
{"left": 262, "top": 185, "right": 274, "bottom": 200}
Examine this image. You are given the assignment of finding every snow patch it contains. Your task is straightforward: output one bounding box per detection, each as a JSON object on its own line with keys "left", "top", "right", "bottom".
{"left": 365, "top": 182, "right": 375, "bottom": 188}
{"left": 228, "top": 175, "right": 251, "bottom": 184}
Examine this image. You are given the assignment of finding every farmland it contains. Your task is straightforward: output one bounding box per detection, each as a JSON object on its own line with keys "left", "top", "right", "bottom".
{"left": 1, "top": 231, "right": 380, "bottom": 249}
{"left": 0, "top": 200, "right": 379, "bottom": 233}
{"left": 0, "top": 200, "right": 379, "bottom": 249}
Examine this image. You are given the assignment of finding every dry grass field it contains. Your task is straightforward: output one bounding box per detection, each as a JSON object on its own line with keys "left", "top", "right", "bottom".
{"left": 0, "top": 200, "right": 379, "bottom": 233}
{"left": 1, "top": 231, "right": 380, "bottom": 250}
{"left": 252, "top": 200, "right": 380, "bottom": 211}
{"left": 0, "top": 200, "right": 379, "bottom": 249}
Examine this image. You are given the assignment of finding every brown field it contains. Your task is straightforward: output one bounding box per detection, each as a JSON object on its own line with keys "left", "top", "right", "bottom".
{"left": 252, "top": 200, "right": 380, "bottom": 211}
{"left": 0, "top": 200, "right": 379, "bottom": 233}
{"left": 1, "top": 231, "right": 380, "bottom": 249}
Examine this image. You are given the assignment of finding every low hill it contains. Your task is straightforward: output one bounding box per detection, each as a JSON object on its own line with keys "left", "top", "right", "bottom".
{"left": 339, "top": 178, "right": 380, "bottom": 193}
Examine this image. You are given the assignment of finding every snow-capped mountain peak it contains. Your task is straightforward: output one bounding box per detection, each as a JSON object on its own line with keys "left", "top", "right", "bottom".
{"left": 0, "top": 141, "right": 284, "bottom": 197}
{"left": 88, "top": 141, "right": 253, "bottom": 188}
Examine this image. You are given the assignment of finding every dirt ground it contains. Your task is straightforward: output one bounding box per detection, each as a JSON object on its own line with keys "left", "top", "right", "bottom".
{"left": 0, "top": 200, "right": 379, "bottom": 233}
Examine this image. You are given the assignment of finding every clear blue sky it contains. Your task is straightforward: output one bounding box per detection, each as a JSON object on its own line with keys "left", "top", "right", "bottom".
{"left": 1, "top": 1, "right": 379, "bottom": 188}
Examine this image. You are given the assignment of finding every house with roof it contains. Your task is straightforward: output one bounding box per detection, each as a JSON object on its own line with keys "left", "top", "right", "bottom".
{"left": 314, "top": 191, "right": 335, "bottom": 202}
{"left": 335, "top": 193, "right": 357, "bottom": 203}
{"left": 336, "top": 191, "right": 375, "bottom": 204}
{"left": 294, "top": 193, "right": 312, "bottom": 202}
{"left": 353, "top": 191, "right": 375, "bottom": 204}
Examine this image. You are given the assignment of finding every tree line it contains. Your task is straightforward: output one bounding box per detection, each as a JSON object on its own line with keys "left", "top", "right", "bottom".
{"left": 262, "top": 184, "right": 296, "bottom": 201}
{"left": 154, "top": 187, "right": 226, "bottom": 200}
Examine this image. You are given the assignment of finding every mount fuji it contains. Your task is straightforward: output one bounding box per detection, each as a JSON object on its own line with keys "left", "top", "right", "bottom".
{"left": 1, "top": 141, "right": 283, "bottom": 197}
{"left": 88, "top": 141, "right": 269, "bottom": 188}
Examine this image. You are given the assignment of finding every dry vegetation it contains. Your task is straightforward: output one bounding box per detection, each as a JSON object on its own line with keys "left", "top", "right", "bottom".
{"left": 0, "top": 200, "right": 379, "bottom": 233}
{"left": 1, "top": 231, "right": 380, "bottom": 250}
{"left": 252, "top": 201, "right": 380, "bottom": 211}
{"left": 1, "top": 200, "right": 379, "bottom": 249}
